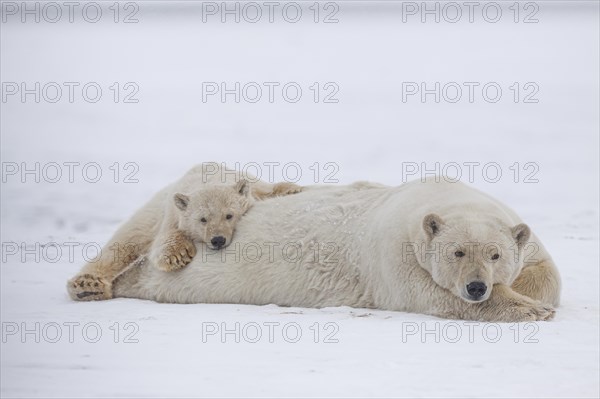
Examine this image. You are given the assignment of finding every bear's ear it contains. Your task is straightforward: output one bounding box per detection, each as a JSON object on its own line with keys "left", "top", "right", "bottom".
{"left": 173, "top": 193, "right": 190, "bottom": 211}
{"left": 423, "top": 213, "right": 444, "bottom": 240}
{"left": 235, "top": 179, "right": 250, "bottom": 197}
{"left": 511, "top": 223, "right": 531, "bottom": 248}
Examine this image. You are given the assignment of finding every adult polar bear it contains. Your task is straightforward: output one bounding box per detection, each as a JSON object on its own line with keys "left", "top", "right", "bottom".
{"left": 106, "top": 177, "right": 561, "bottom": 322}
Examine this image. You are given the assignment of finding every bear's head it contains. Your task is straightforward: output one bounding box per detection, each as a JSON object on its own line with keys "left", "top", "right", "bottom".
{"left": 172, "top": 179, "right": 252, "bottom": 250}
{"left": 420, "top": 213, "right": 531, "bottom": 303}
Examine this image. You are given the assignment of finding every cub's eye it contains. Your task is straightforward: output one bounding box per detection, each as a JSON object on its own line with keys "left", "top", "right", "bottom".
{"left": 491, "top": 253, "right": 500, "bottom": 260}
{"left": 454, "top": 251, "right": 465, "bottom": 258}
{"left": 200, "top": 218, "right": 207, "bottom": 223}
{"left": 226, "top": 214, "right": 233, "bottom": 220}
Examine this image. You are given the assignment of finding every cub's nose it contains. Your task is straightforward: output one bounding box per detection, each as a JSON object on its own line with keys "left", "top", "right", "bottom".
{"left": 211, "top": 236, "right": 226, "bottom": 249}
{"left": 466, "top": 281, "right": 487, "bottom": 300}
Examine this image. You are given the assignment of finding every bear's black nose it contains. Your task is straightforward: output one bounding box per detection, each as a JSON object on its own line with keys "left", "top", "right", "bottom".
{"left": 211, "top": 236, "right": 226, "bottom": 249}
{"left": 466, "top": 281, "right": 487, "bottom": 300}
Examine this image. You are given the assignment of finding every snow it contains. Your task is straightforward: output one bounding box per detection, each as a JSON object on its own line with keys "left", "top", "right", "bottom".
{"left": 1, "top": 2, "right": 599, "bottom": 397}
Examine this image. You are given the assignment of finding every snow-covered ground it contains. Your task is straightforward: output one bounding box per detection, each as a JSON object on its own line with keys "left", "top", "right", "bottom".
{"left": 1, "top": 1, "right": 599, "bottom": 397}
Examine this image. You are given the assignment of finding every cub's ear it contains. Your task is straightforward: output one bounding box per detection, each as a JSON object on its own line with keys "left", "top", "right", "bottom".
{"left": 173, "top": 193, "right": 190, "bottom": 211}
{"left": 423, "top": 213, "right": 444, "bottom": 240}
{"left": 235, "top": 179, "right": 250, "bottom": 197}
{"left": 511, "top": 223, "right": 531, "bottom": 248}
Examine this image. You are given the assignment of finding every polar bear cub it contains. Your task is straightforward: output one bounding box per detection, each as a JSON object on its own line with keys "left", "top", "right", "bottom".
{"left": 67, "top": 163, "right": 302, "bottom": 301}
{"left": 150, "top": 179, "right": 253, "bottom": 272}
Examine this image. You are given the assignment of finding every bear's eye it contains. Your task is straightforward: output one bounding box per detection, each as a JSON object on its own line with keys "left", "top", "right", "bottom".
{"left": 200, "top": 217, "right": 207, "bottom": 223}
{"left": 491, "top": 253, "right": 500, "bottom": 260}
{"left": 226, "top": 214, "right": 233, "bottom": 220}
{"left": 454, "top": 251, "right": 465, "bottom": 258}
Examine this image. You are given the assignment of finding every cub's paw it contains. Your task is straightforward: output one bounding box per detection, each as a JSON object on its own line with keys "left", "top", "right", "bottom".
{"left": 67, "top": 274, "right": 112, "bottom": 301}
{"left": 272, "top": 182, "right": 303, "bottom": 196}
{"left": 156, "top": 233, "right": 196, "bottom": 272}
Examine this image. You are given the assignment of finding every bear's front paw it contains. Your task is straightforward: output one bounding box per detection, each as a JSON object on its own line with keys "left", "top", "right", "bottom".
{"left": 504, "top": 299, "right": 555, "bottom": 322}
{"left": 156, "top": 232, "right": 197, "bottom": 272}
{"left": 67, "top": 274, "right": 112, "bottom": 301}
{"left": 272, "top": 182, "right": 303, "bottom": 196}
{"left": 484, "top": 287, "right": 556, "bottom": 322}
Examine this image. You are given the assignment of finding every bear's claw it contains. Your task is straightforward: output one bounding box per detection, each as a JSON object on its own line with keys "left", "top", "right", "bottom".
{"left": 505, "top": 300, "right": 556, "bottom": 322}
{"left": 67, "top": 274, "right": 111, "bottom": 301}
{"left": 156, "top": 233, "right": 197, "bottom": 272}
{"left": 271, "top": 182, "right": 303, "bottom": 196}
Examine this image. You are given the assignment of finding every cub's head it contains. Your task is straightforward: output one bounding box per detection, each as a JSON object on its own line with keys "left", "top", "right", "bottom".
{"left": 173, "top": 179, "right": 252, "bottom": 250}
{"left": 420, "top": 213, "right": 531, "bottom": 303}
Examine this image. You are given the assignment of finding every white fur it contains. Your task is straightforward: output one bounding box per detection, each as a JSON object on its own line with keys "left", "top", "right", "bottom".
{"left": 111, "top": 178, "right": 561, "bottom": 322}
{"left": 67, "top": 163, "right": 301, "bottom": 300}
